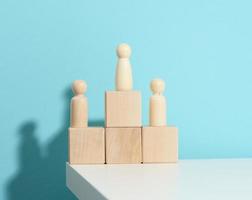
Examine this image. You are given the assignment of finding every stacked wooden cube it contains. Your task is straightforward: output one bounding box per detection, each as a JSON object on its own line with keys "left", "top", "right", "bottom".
{"left": 105, "top": 91, "right": 142, "bottom": 163}
{"left": 68, "top": 43, "right": 178, "bottom": 165}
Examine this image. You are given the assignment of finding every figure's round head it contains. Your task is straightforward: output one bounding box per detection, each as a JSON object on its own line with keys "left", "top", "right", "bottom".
{"left": 116, "top": 43, "right": 131, "bottom": 58}
{"left": 150, "top": 79, "right": 165, "bottom": 94}
{"left": 72, "top": 80, "right": 87, "bottom": 95}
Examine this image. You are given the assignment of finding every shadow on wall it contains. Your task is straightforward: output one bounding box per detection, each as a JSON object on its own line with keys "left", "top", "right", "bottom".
{"left": 6, "top": 88, "right": 104, "bottom": 200}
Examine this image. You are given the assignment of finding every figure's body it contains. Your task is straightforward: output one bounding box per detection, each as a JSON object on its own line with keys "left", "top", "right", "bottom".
{"left": 149, "top": 79, "right": 167, "bottom": 126}
{"left": 70, "top": 80, "right": 88, "bottom": 128}
{"left": 115, "top": 43, "right": 133, "bottom": 91}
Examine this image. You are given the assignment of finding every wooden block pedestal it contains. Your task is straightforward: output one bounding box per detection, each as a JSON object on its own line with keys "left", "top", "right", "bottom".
{"left": 69, "top": 127, "right": 105, "bottom": 164}
{"left": 142, "top": 127, "right": 178, "bottom": 163}
{"left": 105, "top": 91, "right": 141, "bottom": 127}
{"left": 106, "top": 128, "right": 142, "bottom": 164}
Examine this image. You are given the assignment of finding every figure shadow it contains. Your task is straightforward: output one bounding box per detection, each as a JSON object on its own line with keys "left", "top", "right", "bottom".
{"left": 6, "top": 88, "right": 105, "bottom": 200}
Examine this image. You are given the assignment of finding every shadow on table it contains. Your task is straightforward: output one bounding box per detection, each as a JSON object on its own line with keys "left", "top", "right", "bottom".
{"left": 6, "top": 88, "right": 104, "bottom": 200}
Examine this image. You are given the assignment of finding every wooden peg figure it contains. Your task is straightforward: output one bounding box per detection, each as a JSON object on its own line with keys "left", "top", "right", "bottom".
{"left": 149, "top": 79, "right": 167, "bottom": 126}
{"left": 115, "top": 43, "right": 133, "bottom": 91}
{"left": 70, "top": 80, "right": 88, "bottom": 128}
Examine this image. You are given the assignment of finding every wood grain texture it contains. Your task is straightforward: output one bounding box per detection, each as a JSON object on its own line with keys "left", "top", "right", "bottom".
{"left": 142, "top": 127, "right": 178, "bottom": 163}
{"left": 105, "top": 91, "right": 141, "bottom": 127}
{"left": 69, "top": 127, "right": 105, "bottom": 164}
{"left": 106, "top": 128, "right": 142, "bottom": 164}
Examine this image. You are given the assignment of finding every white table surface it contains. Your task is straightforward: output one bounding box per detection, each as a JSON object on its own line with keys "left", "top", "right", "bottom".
{"left": 66, "top": 159, "right": 252, "bottom": 200}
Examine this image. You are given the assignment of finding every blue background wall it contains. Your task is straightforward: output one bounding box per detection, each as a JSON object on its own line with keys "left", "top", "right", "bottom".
{"left": 1, "top": 0, "right": 252, "bottom": 199}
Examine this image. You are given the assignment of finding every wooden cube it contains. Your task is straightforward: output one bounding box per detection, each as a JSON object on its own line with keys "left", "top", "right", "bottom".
{"left": 105, "top": 91, "right": 141, "bottom": 127}
{"left": 106, "top": 128, "right": 142, "bottom": 164}
{"left": 69, "top": 127, "right": 105, "bottom": 164}
{"left": 142, "top": 127, "right": 178, "bottom": 163}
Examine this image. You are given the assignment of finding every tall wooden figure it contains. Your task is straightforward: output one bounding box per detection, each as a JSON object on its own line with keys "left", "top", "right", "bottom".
{"left": 115, "top": 43, "right": 133, "bottom": 91}
{"left": 142, "top": 78, "right": 178, "bottom": 163}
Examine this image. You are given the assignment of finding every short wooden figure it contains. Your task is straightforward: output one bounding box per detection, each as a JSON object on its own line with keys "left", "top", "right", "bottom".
{"left": 106, "top": 128, "right": 142, "bottom": 164}
{"left": 149, "top": 79, "right": 166, "bottom": 126}
{"left": 142, "top": 79, "right": 178, "bottom": 163}
{"left": 115, "top": 43, "right": 133, "bottom": 91}
{"left": 69, "top": 127, "right": 105, "bottom": 164}
{"left": 70, "top": 80, "right": 88, "bottom": 128}
{"left": 105, "top": 91, "right": 142, "bottom": 127}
